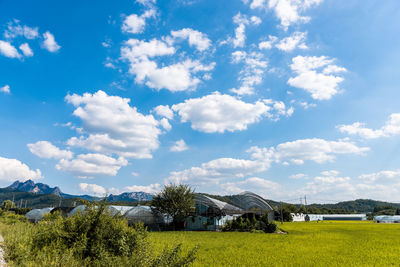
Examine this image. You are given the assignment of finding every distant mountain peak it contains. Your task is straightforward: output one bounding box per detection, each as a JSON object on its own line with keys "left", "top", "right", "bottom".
{"left": 8, "top": 180, "right": 62, "bottom": 196}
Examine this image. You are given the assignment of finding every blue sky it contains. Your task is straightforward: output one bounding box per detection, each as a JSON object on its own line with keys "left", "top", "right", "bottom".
{"left": 1, "top": 0, "right": 400, "bottom": 203}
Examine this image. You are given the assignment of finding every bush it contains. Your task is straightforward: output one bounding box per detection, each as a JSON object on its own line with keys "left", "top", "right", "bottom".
{"left": 2, "top": 201, "right": 197, "bottom": 266}
{"left": 222, "top": 213, "right": 277, "bottom": 233}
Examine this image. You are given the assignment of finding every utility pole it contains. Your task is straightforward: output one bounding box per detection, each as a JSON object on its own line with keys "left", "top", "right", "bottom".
{"left": 304, "top": 195, "right": 308, "bottom": 214}
{"left": 280, "top": 201, "right": 283, "bottom": 225}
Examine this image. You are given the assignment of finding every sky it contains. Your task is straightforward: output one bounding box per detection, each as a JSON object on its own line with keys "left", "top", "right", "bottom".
{"left": 1, "top": 0, "right": 400, "bottom": 204}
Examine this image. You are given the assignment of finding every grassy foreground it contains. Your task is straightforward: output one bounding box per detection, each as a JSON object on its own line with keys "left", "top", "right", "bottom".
{"left": 150, "top": 221, "right": 400, "bottom": 266}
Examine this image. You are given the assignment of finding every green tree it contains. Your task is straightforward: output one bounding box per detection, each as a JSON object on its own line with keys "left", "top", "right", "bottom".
{"left": 151, "top": 184, "right": 195, "bottom": 228}
{"left": 2, "top": 200, "right": 16, "bottom": 211}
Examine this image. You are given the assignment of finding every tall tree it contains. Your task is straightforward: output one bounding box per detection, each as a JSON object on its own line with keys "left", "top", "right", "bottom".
{"left": 151, "top": 184, "right": 195, "bottom": 228}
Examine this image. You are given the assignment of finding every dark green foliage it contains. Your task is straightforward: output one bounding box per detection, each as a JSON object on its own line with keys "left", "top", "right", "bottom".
{"left": 222, "top": 213, "right": 277, "bottom": 233}
{"left": 152, "top": 184, "right": 195, "bottom": 226}
{"left": 274, "top": 206, "right": 293, "bottom": 222}
{"left": 1, "top": 200, "right": 15, "bottom": 210}
{"left": 3, "top": 201, "right": 197, "bottom": 266}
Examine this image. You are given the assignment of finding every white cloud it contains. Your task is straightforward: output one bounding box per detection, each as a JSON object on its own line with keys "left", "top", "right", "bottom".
{"left": 56, "top": 153, "right": 128, "bottom": 177}
{"left": 170, "top": 28, "right": 211, "bottom": 51}
{"left": 275, "top": 31, "right": 307, "bottom": 51}
{"left": 19, "top": 43, "right": 33, "bottom": 57}
{"left": 248, "top": 0, "right": 323, "bottom": 30}
{"left": 249, "top": 138, "right": 369, "bottom": 165}
{"left": 0, "top": 85, "right": 10, "bottom": 94}
{"left": 159, "top": 118, "right": 172, "bottom": 131}
{"left": 172, "top": 92, "right": 291, "bottom": 133}
{"left": 0, "top": 156, "right": 42, "bottom": 182}
{"left": 359, "top": 170, "right": 400, "bottom": 183}
{"left": 228, "top": 12, "right": 261, "bottom": 48}
{"left": 230, "top": 51, "right": 268, "bottom": 95}
{"left": 170, "top": 139, "right": 188, "bottom": 152}
{"left": 289, "top": 173, "right": 307, "bottom": 179}
{"left": 124, "top": 183, "right": 161, "bottom": 194}
{"left": 42, "top": 31, "right": 60, "bottom": 52}
{"left": 65, "top": 90, "right": 163, "bottom": 159}
{"left": 338, "top": 113, "right": 400, "bottom": 139}
{"left": 152, "top": 105, "right": 173, "bottom": 119}
{"left": 122, "top": 8, "right": 156, "bottom": 34}
{"left": 221, "top": 177, "right": 280, "bottom": 196}
{"left": 0, "top": 40, "right": 21, "bottom": 58}
{"left": 298, "top": 171, "right": 356, "bottom": 200}
{"left": 167, "top": 157, "right": 270, "bottom": 185}
{"left": 28, "top": 141, "right": 73, "bottom": 160}
{"left": 288, "top": 55, "right": 346, "bottom": 100}
{"left": 258, "top": 35, "right": 278, "bottom": 50}
{"left": 121, "top": 39, "right": 214, "bottom": 92}
{"left": 299, "top": 101, "right": 316, "bottom": 109}
{"left": 250, "top": 16, "right": 262, "bottom": 25}
{"left": 4, "top": 20, "right": 39, "bottom": 39}
{"left": 79, "top": 183, "right": 106, "bottom": 196}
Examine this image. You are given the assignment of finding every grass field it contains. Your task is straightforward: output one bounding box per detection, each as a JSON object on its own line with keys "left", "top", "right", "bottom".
{"left": 150, "top": 221, "right": 400, "bottom": 266}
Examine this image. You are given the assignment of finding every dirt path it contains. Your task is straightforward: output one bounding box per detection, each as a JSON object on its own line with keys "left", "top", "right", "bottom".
{"left": 0, "top": 235, "right": 7, "bottom": 266}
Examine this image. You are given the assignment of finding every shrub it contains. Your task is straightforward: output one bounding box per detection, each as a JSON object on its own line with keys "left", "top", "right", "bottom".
{"left": 222, "top": 213, "right": 277, "bottom": 233}
{"left": 2, "top": 201, "right": 197, "bottom": 266}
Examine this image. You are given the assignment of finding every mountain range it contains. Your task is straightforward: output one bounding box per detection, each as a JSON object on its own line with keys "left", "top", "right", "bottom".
{"left": 7, "top": 180, "right": 153, "bottom": 202}
{"left": 3, "top": 180, "right": 400, "bottom": 212}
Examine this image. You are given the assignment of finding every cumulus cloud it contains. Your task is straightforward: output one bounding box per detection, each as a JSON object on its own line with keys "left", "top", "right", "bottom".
{"left": 288, "top": 55, "right": 346, "bottom": 100}
{"left": 338, "top": 113, "right": 400, "bottom": 139}
{"left": 230, "top": 51, "right": 268, "bottom": 95}
{"left": 19, "top": 43, "right": 33, "bottom": 57}
{"left": 170, "top": 28, "right": 211, "bottom": 51}
{"left": 27, "top": 141, "right": 73, "bottom": 160}
{"left": 171, "top": 92, "right": 292, "bottom": 133}
{"left": 159, "top": 118, "right": 172, "bottom": 131}
{"left": 152, "top": 105, "right": 173, "bottom": 119}
{"left": 124, "top": 183, "right": 161, "bottom": 194}
{"left": 248, "top": 138, "right": 369, "bottom": 165}
{"left": 221, "top": 177, "right": 280, "bottom": 196}
{"left": 4, "top": 20, "right": 39, "bottom": 39}
{"left": 248, "top": 0, "right": 323, "bottom": 30}
{"left": 121, "top": 38, "right": 214, "bottom": 92}
{"left": 56, "top": 153, "right": 128, "bottom": 177}
{"left": 258, "top": 35, "right": 278, "bottom": 50}
{"left": 0, "top": 40, "right": 21, "bottom": 58}
{"left": 122, "top": 8, "right": 156, "bottom": 34}
{"left": 298, "top": 170, "right": 356, "bottom": 200}
{"left": 276, "top": 32, "right": 307, "bottom": 51}
{"left": 0, "top": 156, "right": 42, "bottom": 182}
{"left": 42, "top": 31, "right": 60, "bottom": 52}
{"left": 65, "top": 90, "right": 163, "bottom": 159}
{"left": 166, "top": 157, "right": 270, "bottom": 185}
{"left": 0, "top": 85, "right": 10, "bottom": 94}
{"left": 166, "top": 138, "right": 367, "bottom": 189}
{"left": 79, "top": 183, "right": 106, "bottom": 196}
{"left": 170, "top": 139, "right": 188, "bottom": 152}
{"left": 359, "top": 170, "right": 400, "bottom": 183}
{"left": 229, "top": 13, "right": 261, "bottom": 48}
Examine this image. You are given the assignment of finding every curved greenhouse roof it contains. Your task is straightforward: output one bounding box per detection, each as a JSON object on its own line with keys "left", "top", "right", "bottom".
{"left": 195, "top": 194, "right": 243, "bottom": 215}
{"left": 124, "top": 206, "right": 158, "bottom": 225}
{"left": 229, "top": 191, "right": 273, "bottom": 212}
{"left": 68, "top": 205, "right": 119, "bottom": 217}
{"left": 26, "top": 207, "right": 54, "bottom": 222}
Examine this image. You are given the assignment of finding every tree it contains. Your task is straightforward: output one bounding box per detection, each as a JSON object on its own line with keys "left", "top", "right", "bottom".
{"left": 2, "top": 200, "right": 16, "bottom": 210}
{"left": 151, "top": 184, "right": 195, "bottom": 228}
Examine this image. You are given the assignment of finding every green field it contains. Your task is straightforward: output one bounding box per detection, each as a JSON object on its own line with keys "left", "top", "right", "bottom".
{"left": 150, "top": 221, "right": 400, "bottom": 266}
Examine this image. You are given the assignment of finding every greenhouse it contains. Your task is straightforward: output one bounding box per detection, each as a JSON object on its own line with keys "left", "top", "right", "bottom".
{"left": 186, "top": 194, "right": 243, "bottom": 231}
{"left": 68, "top": 205, "right": 120, "bottom": 217}
{"left": 229, "top": 191, "right": 275, "bottom": 221}
{"left": 374, "top": 215, "right": 400, "bottom": 223}
{"left": 25, "top": 207, "right": 54, "bottom": 223}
